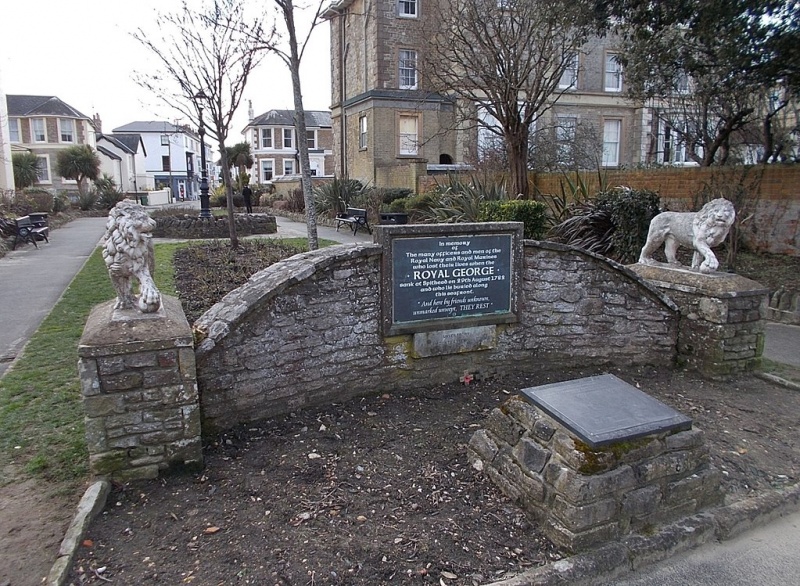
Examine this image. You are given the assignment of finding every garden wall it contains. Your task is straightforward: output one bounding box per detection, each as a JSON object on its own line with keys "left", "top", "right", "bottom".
{"left": 418, "top": 166, "right": 800, "bottom": 256}
{"left": 194, "top": 242, "right": 678, "bottom": 432}
{"left": 152, "top": 213, "right": 277, "bottom": 239}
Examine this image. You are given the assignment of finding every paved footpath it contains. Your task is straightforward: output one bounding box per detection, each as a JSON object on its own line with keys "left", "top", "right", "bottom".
{"left": 607, "top": 508, "right": 800, "bottom": 585}
{"left": 0, "top": 213, "right": 370, "bottom": 379}
{"left": 0, "top": 217, "right": 108, "bottom": 378}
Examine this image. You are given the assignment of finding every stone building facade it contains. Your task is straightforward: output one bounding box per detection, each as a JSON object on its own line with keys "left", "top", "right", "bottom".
{"left": 323, "top": 1, "right": 668, "bottom": 192}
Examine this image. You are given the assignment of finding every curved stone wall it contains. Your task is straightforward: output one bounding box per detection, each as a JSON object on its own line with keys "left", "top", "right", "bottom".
{"left": 194, "top": 241, "right": 678, "bottom": 432}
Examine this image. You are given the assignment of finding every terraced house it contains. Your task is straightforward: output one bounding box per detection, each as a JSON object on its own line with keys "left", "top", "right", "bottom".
{"left": 323, "top": 0, "right": 699, "bottom": 192}
{"left": 5, "top": 94, "right": 96, "bottom": 192}
{"left": 243, "top": 108, "right": 334, "bottom": 185}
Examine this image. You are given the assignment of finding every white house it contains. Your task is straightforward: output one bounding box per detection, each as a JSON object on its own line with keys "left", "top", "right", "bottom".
{"left": 112, "top": 121, "right": 212, "bottom": 201}
{"left": 96, "top": 133, "right": 153, "bottom": 193}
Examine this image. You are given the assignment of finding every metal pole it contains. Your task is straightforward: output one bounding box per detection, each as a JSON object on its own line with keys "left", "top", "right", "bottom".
{"left": 198, "top": 104, "right": 211, "bottom": 219}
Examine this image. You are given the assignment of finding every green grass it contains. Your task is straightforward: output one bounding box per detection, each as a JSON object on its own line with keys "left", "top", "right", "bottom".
{"left": 0, "top": 237, "right": 333, "bottom": 489}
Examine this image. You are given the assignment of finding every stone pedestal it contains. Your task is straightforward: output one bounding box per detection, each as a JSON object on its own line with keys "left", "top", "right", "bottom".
{"left": 629, "top": 264, "right": 768, "bottom": 379}
{"left": 468, "top": 376, "right": 722, "bottom": 553}
{"left": 78, "top": 295, "right": 202, "bottom": 481}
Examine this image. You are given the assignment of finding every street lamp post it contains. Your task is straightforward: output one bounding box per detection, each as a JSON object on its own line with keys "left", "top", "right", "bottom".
{"left": 194, "top": 90, "right": 212, "bottom": 219}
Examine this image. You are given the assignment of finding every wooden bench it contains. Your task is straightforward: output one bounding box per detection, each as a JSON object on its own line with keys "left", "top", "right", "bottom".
{"left": 335, "top": 207, "right": 372, "bottom": 236}
{"left": 12, "top": 214, "right": 49, "bottom": 249}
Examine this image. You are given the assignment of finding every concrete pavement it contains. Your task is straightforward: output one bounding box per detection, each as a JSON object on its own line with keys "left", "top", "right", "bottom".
{"left": 606, "top": 508, "right": 800, "bottom": 585}
{"left": 0, "top": 216, "right": 108, "bottom": 377}
{"left": 764, "top": 322, "right": 800, "bottom": 369}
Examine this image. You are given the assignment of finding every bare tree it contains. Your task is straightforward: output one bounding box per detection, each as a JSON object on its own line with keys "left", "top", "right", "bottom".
{"left": 421, "top": 0, "right": 602, "bottom": 197}
{"left": 266, "top": 0, "right": 327, "bottom": 251}
{"left": 134, "top": 0, "right": 271, "bottom": 248}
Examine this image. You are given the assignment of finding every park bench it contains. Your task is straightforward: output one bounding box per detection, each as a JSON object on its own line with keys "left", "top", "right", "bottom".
{"left": 11, "top": 214, "right": 49, "bottom": 250}
{"left": 335, "top": 207, "right": 372, "bottom": 236}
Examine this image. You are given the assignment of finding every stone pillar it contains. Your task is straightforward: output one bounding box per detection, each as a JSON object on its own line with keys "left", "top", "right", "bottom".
{"left": 629, "top": 265, "right": 768, "bottom": 379}
{"left": 469, "top": 395, "right": 722, "bottom": 553}
{"left": 78, "top": 295, "right": 202, "bottom": 481}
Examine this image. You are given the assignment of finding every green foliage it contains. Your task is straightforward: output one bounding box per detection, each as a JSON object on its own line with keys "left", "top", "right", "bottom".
{"left": 377, "top": 187, "right": 413, "bottom": 206}
{"left": 314, "top": 177, "right": 368, "bottom": 215}
{"left": 20, "top": 189, "right": 54, "bottom": 213}
{"left": 77, "top": 189, "right": 99, "bottom": 211}
{"left": 596, "top": 188, "right": 661, "bottom": 263}
{"left": 94, "top": 174, "right": 127, "bottom": 210}
{"left": 549, "top": 187, "right": 661, "bottom": 263}
{"left": 422, "top": 174, "right": 510, "bottom": 223}
{"left": 479, "top": 200, "right": 548, "bottom": 239}
{"left": 12, "top": 152, "right": 40, "bottom": 189}
{"left": 52, "top": 193, "right": 69, "bottom": 214}
{"left": 55, "top": 145, "right": 101, "bottom": 194}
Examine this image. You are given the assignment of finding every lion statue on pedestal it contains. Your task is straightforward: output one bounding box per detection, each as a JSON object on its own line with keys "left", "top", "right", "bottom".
{"left": 102, "top": 200, "right": 162, "bottom": 313}
{"left": 639, "top": 198, "right": 736, "bottom": 274}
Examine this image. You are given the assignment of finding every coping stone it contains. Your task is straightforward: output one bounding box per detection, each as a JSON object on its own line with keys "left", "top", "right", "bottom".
{"left": 520, "top": 374, "right": 692, "bottom": 449}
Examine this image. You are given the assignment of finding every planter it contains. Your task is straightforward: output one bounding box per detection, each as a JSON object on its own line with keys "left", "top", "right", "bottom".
{"left": 379, "top": 212, "right": 409, "bottom": 225}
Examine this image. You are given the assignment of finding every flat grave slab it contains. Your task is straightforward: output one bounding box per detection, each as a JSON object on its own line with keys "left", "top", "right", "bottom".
{"left": 520, "top": 374, "right": 692, "bottom": 448}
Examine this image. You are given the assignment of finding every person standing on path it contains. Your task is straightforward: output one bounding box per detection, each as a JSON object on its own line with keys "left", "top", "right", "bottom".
{"left": 242, "top": 184, "right": 253, "bottom": 214}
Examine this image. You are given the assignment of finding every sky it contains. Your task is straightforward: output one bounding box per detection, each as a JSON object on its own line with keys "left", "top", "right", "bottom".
{"left": 0, "top": 0, "right": 332, "bottom": 142}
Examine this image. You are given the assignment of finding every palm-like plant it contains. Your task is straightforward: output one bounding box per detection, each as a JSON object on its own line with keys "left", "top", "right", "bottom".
{"left": 12, "top": 152, "right": 40, "bottom": 189}
{"left": 55, "top": 145, "right": 100, "bottom": 196}
{"left": 225, "top": 143, "right": 254, "bottom": 191}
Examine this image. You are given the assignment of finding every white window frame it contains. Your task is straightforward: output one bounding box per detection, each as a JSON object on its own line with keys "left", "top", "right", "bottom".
{"left": 558, "top": 54, "right": 578, "bottom": 90}
{"left": 398, "top": 114, "right": 419, "bottom": 156}
{"left": 306, "top": 129, "right": 317, "bottom": 149}
{"left": 399, "top": 49, "right": 418, "bottom": 90}
{"left": 59, "top": 119, "right": 75, "bottom": 143}
{"left": 604, "top": 53, "right": 623, "bottom": 92}
{"left": 261, "top": 159, "right": 274, "bottom": 181}
{"left": 282, "top": 128, "right": 294, "bottom": 149}
{"left": 309, "top": 157, "right": 322, "bottom": 176}
{"left": 8, "top": 118, "right": 20, "bottom": 142}
{"left": 35, "top": 155, "right": 51, "bottom": 183}
{"left": 283, "top": 158, "right": 296, "bottom": 175}
{"left": 602, "top": 119, "right": 621, "bottom": 167}
{"left": 161, "top": 134, "right": 170, "bottom": 146}
{"left": 261, "top": 128, "right": 273, "bottom": 149}
{"left": 32, "top": 118, "right": 47, "bottom": 143}
{"left": 359, "top": 115, "right": 368, "bottom": 149}
{"left": 398, "top": 0, "right": 417, "bottom": 18}
{"left": 657, "top": 117, "right": 700, "bottom": 166}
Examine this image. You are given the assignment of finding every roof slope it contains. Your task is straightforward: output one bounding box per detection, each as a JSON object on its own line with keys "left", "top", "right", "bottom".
{"left": 248, "top": 110, "right": 332, "bottom": 128}
{"left": 113, "top": 121, "right": 186, "bottom": 134}
{"left": 6, "top": 95, "right": 89, "bottom": 119}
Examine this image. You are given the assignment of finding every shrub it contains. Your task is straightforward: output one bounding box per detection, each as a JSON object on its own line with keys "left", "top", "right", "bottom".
{"left": 21, "top": 189, "right": 54, "bottom": 213}
{"left": 377, "top": 187, "right": 413, "bottom": 206}
{"left": 596, "top": 187, "right": 660, "bottom": 263}
{"left": 288, "top": 188, "right": 305, "bottom": 213}
{"left": 94, "top": 174, "right": 127, "bottom": 210}
{"left": 52, "top": 193, "right": 69, "bottom": 214}
{"left": 549, "top": 186, "right": 661, "bottom": 263}
{"left": 314, "top": 177, "right": 367, "bottom": 215}
{"left": 77, "top": 189, "right": 99, "bottom": 211}
{"left": 479, "top": 200, "right": 548, "bottom": 239}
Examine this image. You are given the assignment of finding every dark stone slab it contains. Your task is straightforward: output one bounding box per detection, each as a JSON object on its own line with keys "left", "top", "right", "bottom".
{"left": 520, "top": 374, "right": 692, "bottom": 449}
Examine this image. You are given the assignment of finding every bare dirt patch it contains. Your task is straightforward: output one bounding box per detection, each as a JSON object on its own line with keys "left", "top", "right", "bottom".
{"left": 67, "top": 367, "right": 799, "bottom": 586}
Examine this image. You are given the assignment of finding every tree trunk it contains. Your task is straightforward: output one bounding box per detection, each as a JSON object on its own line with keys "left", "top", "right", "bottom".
{"left": 506, "top": 131, "right": 530, "bottom": 198}
{"left": 218, "top": 147, "right": 239, "bottom": 249}
{"left": 282, "top": 0, "right": 319, "bottom": 250}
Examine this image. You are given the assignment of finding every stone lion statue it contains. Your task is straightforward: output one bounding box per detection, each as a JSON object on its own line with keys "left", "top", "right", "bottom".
{"left": 639, "top": 198, "right": 736, "bottom": 274}
{"left": 102, "top": 200, "right": 162, "bottom": 313}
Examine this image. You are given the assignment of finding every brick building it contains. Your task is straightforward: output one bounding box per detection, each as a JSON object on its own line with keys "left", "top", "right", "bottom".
{"left": 242, "top": 108, "right": 334, "bottom": 185}
{"left": 323, "top": 1, "right": 709, "bottom": 192}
